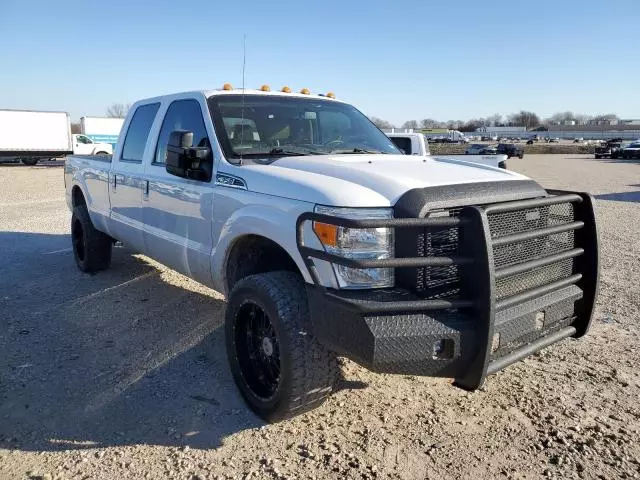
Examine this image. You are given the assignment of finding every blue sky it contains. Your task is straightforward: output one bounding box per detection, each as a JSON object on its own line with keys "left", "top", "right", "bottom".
{"left": 1, "top": 0, "right": 638, "bottom": 125}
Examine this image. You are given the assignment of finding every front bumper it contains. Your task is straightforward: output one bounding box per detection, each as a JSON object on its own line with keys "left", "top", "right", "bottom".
{"left": 297, "top": 189, "right": 599, "bottom": 390}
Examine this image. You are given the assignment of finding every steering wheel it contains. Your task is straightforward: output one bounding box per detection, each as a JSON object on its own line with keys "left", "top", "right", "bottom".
{"left": 324, "top": 139, "right": 344, "bottom": 147}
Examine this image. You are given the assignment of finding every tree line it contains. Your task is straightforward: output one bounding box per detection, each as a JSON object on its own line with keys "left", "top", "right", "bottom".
{"left": 370, "top": 111, "right": 621, "bottom": 132}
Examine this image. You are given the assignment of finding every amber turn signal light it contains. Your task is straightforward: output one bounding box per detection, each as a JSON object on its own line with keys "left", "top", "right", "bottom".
{"left": 313, "top": 222, "right": 338, "bottom": 247}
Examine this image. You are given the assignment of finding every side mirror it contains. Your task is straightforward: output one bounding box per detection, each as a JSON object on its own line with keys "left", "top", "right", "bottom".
{"left": 166, "top": 130, "right": 211, "bottom": 180}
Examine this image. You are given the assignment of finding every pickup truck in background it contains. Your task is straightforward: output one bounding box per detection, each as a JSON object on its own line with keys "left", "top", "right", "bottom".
{"left": 65, "top": 86, "right": 599, "bottom": 421}
{"left": 594, "top": 138, "right": 623, "bottom": 159}
{"left": 387, "top": 132, "right": 507, "bottom": 169}
{"left": 495, "top": 143, "right": 524, "bottom": 159}
{"left": 0, "top": 109, "right": 112, "bottom": 165}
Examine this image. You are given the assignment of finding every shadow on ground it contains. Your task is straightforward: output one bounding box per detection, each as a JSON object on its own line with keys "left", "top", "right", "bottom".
{"left": 595, "top": 185, "right": 640, "bottom": 203}
{"left": 0, "top": 232, "right": 262, "bottom": 452}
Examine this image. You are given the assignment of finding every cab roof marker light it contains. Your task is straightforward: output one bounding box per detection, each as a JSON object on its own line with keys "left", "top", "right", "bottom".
{"left": 260, "top": 84, "right": 270, "bottom": 91}
{"left": 300, "top": 88, "right": 311, "bottom": 95}
{"left": 222, "top": 83, "right": 233, "bottom": 90}
{"left": 281, "top": 86, "right": 292, "bottom": 93}
{"left": 326, "top": 92, "right": 336, "bottom": 99}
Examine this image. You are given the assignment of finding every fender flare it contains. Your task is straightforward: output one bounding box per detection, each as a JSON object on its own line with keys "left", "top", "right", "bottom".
{"left": 211, "top": 204, "right": 315, "bottom": 295}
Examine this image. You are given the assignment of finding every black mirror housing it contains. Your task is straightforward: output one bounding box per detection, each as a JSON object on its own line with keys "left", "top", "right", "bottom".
{"left": 166, "top": 130, "right": 211, "bottom": 180}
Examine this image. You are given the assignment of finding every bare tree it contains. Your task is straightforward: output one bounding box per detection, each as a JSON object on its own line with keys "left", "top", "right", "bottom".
{"left": 420, "top": 118, "right": 443, "bottom": 129}
{"left": 402, "top": 120, "right": 419, "bottom": 129}
{"left": 369, "top": 117, "right": 394, "bottom": 129}
{"left": 486, "top": 114, "right": 503, "bottom": 127}
{"left": 106, "top": 103, "right": 131, "bottom": 118}
{"left": 508, "top": 111, "right": 541, "bottom": 129}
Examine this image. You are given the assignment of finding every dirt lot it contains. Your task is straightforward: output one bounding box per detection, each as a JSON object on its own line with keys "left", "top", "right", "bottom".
{"left": 429, "top": 141, "right": 597, "bottom": 156}
{"left": 1, "top": 155, "right": 639, "bottom": 480}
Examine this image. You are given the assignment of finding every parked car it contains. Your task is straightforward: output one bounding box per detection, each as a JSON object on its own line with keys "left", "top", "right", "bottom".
{"left": 465, "top": 143, "right": 496, "bottom": 155}
{"left": 622, "top": 142, "right": 640, "bottom": 159}
{"left": 611, "top": 142, "right": 631, "bottom": 159}
{"left": 64, "top": 85, "right": 599, "bottom": 421}
{"left": 496, "top": 143, "right": 524, "bottom": 159}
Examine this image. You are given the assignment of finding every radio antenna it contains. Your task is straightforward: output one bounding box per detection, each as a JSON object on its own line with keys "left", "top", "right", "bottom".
{"left": 239, "top": 34, "right": 247, "bottom": 166}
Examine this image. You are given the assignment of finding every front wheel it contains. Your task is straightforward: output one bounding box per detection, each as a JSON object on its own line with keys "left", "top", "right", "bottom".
{"left": 225, "top": 271, "right": 338, "bottom": 422}
{"left": 20, "top": 158, "right": 38, "bottom": 166}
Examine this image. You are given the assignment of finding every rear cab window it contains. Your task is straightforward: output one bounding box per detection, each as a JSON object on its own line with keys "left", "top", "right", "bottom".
{"left": 121, "top": 103, "right": 160, "bottom": 162}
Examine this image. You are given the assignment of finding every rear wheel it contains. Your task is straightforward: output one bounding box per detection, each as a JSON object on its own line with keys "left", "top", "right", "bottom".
{"left": 71, "top": 205, "right": 112, "bottom": 272}
{"left": 20, "top": 158, "right": 38, "bottom": 166}
{"left": 225, "top": 271, "right": 338, "bottom": 422}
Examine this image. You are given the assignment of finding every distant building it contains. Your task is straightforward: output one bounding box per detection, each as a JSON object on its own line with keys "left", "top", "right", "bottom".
{"left": 475, "top": 126, "right": 527, "bottom": 133}
{"left": 587, "top": 118, "right": 619, "bottom": 126}
{"left": 619, "top": 119, "right": 640, "bottom": 126}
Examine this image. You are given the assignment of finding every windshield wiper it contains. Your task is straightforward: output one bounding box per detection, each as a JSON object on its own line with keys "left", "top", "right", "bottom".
{"left": 236, "top": 147, "right": 322, "bottom": 157}
{"left": 329, "top": 148, "right": 388, "bottom": 154}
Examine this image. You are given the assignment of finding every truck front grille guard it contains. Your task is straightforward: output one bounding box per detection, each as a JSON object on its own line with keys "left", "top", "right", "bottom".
{"left": 296, "top": 191, "right": 599, "bottom": 390}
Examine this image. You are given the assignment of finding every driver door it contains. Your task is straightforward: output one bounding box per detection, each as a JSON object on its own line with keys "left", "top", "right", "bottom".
{"left": 142, "top": 97, "right": 215, "bottom": 286}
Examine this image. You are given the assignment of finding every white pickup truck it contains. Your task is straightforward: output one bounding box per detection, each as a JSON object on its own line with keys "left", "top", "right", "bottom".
{"left": 65, "top": 86, "right": 599, "bottom": 421}
{"left": 386, "top": 131, "right": 508, "bottom": 169}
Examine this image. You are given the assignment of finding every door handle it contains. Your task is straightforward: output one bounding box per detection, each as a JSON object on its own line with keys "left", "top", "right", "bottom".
{"left": 143, "top": 180, "right": 149, "bottom": 200}
{"left": 112, "top": 174, "right": 117, "bottom": 191}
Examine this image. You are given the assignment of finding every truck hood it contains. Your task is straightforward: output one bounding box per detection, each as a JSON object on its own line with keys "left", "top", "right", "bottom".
{"left": 236, "top": 154, "right": 530, "bottom": 207}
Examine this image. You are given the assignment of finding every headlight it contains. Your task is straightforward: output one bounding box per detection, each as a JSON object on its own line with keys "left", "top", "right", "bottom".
{"left": 313, "top": 206, "right": 394, "bottom": 289}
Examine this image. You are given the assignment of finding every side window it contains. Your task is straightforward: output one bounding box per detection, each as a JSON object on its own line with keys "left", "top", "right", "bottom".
{"left": 155, "top": 99, "right": 210, "bottom": 165}
{"left": 121, "top": 103, "right": 160, "bottom": 162}
{"left": 77, "top": 135, "right": 91, "bottom": 144}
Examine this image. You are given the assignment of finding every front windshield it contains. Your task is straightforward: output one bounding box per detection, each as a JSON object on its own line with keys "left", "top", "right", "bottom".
{"left": 207, "top": 94, "right": 401, "bottom": 161}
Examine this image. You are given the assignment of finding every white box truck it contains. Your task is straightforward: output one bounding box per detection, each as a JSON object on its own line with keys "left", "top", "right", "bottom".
{"left": 80, "top": 116, "right": 125, "bottom": 149}
{"left": 0, "top": 110, "right": 116, "bottom": 165}
{"left": 0, "top": 109, "right": 72, "bottom": 165}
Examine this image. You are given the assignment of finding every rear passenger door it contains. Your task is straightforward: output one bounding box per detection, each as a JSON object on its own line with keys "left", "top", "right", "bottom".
{"left": 109, "top": 103, "right": 160, "bottom": 252}
{"left": 142, "top": 97, "right": 215, "bottom": 286}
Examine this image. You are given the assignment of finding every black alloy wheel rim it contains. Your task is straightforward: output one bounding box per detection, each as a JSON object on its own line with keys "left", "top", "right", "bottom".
{"left": 72, "top": 218, "right": 85, "bottom": 262}
{"left": 234, "top": 301, "right": 281, "bottom": 400}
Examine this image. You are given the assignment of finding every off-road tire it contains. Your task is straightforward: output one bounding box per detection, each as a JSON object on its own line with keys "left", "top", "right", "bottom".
{"left": 225, "top": 271, "right": 338, "bottom": 422}
{"left": 71, "top": 205, "right": 112, "bottom": 272}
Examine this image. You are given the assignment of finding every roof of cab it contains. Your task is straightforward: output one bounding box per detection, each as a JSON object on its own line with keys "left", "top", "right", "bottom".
{"left": 129, "top": 88, "right": 343, "bottom": 110}
{"left": 204, "top": 88, "right": 343, "bottom": 102}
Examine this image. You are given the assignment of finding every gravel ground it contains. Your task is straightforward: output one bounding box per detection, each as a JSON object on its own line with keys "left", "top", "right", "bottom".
{"left": 0, "top": 155, "right": 639, "bottom": 480}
